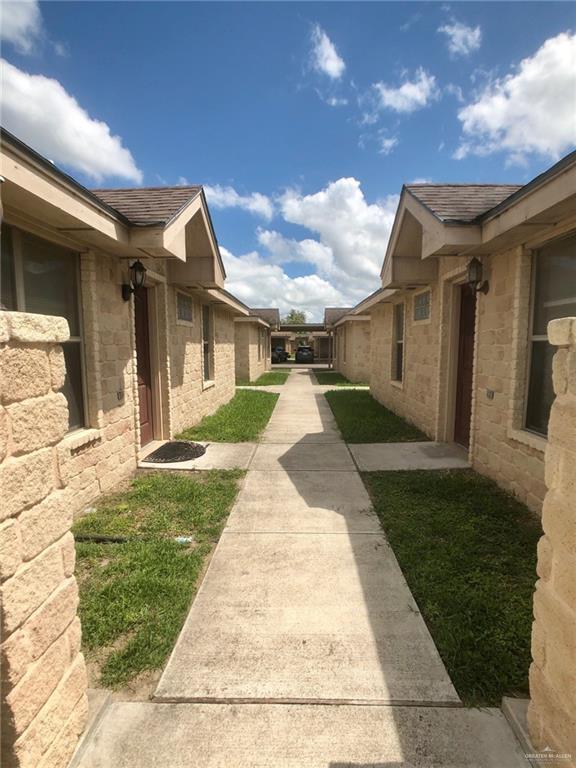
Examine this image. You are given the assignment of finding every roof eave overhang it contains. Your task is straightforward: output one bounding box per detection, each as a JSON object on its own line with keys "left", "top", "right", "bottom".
{"left": 204, "top": 287, "right": 249, "bottom": 316}
{"left": 333, "top": 313, "right": 370, "bottom": 328}
{"left": 349, "top": 289, "right": 398, "bottom": 314}
{"left": 235, "top": 316, "right": 270, "bottom": 328}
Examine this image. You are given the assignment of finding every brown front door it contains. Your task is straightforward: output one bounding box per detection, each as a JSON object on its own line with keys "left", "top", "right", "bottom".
{"left": 134, "top": 288, "right": 154, "bottom": 446}
{"left": 454, "top": 284, "right": 477, "bottom": 447}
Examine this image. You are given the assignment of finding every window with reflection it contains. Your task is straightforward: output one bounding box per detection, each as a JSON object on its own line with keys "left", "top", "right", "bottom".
{"left": 1, "top": 225, "right": 86, "bottom": 430}
{"left": 525, "top": 234, "right": 576, "bottom": 435}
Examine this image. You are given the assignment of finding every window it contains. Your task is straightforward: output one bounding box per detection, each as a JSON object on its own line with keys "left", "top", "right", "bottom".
{"left": 176, "top": 292, "right": 193, "bottom": 323}
{"left": 392, "top": 302, "right": 404, "bottom": 382}
{"left": 342, "top": 327, "right": 347, "bottom": 362}
{"left": 1, "top": 225, "right": 86, "bottom": 430}
{"left": 258, "top": 328, "right": 262, "bottom": 361}
{"left": 413, "top": 290, "right": 430, "bottom": 321}
{"left": 202, "top": 305, "right": 213, "bottom": 380}
{"left": 525, "top": 234, "right": 576, "bottom": 436}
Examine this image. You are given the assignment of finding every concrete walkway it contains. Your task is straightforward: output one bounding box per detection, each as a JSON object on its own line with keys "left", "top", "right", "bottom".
{"left": 77, "top": 369, "right": 528, "bottom": 767}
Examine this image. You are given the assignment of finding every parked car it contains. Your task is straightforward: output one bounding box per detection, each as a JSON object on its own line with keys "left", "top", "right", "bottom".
{"left": 272, "top": 346, "right": 289, "bottom": 363}
{"left": 295, "top": 345, "right": 314, "bottom": 364}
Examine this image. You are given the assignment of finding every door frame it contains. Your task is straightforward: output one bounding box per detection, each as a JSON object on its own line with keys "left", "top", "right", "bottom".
{"left": 452, "top": 283, "right": 477, "bottom": 448}
{"left": 145, "top": 283, "right": 167, "bottom": 443}
{"left": 132, "top": 272, "right": 169, "bottom": 452}
{"left": 437, "top": 271, "right": 478, "bottom": 454}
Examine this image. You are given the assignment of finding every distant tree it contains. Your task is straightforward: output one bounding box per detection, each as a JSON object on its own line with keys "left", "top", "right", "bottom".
{"left": 282, "top": 309, "right": 306, "bottom": 324}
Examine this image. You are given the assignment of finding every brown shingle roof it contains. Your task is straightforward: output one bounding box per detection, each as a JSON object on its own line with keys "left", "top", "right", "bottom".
{"left": 91, "top": 186, "right": 202, "bottom": 225}
{"left": 249, "top": 308, "right": 280, "bottom": 327}
{"left": 324, "top": 307, "right": 352, "bottom": 326}
{"left": 405, "top": 184, "right": 522, "bottom": 224}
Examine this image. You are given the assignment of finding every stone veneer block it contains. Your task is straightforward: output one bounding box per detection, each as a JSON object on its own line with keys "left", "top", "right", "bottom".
{"left": 0, "top": 345, "right": 52, "bottom": 404}
{"left": 528, "top": 316, "right": 576, "bottom": 766}
{"left": 6, "top": 312, "right": 70, "bottom": 344}
{"left": 548, "top": 317, "right": 575, "bottom": 347}
{"left": 0, "top": 519, "right": 22, "bottom": 581}
{"left": 7, "top": 393, "right": 69, "bottom": 455}
{"left": 0, "top": 448, "right": 54, "bottom": 522}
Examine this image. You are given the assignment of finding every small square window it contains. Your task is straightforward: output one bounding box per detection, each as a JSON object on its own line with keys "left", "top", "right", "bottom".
{"left": 177, "top": 292, "right": 193, "bottom": 323}
{"left": 413, "top": 291, "right": 430, "bottom": 321}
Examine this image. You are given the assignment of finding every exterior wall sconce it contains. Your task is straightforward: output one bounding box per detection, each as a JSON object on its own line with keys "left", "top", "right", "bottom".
{"left": 467, "top": 257, "right": 489, "bottom": 294}
{"left": 121, "top": 260, "right": 147, "bottom": 301}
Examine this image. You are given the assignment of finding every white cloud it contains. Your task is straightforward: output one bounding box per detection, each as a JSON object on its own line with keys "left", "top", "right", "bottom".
{"left": 1, "top": 59, "right": 143, "bottom": 183}
{"left": 221, "top": 178, "right": 399, "bottom": 320}
{"left": 278, "top": 178, "right": 398, "bottom": 302}
{"left": 221, "top": 247, "right": 345, "bottom": 322}
{"left": 256, "top": 229, "right": 334, "bottom": 272}
{"left": 310, "top": 24, "right": 346, "bottom": 79}
{"left": 325, "top": 95, "right": 348, "bottom": 107}
{"left": 445, "top": 83, "right": 464, "bottom": 102}
{"left": 438, "top": 21, "right": 482, "bottom": 57}
{"left": 379, "top": 136, "right": 399, "bottom": 155}
{"left": 203, "top": 184, "right": 274, "bottom": 220}
{"left": 372, "top": 68, "right": 439, "bottom": 114}
{"left": 455, "top": 32, "right": 576, "bottom": 162}
{"left": 1, "top": 0, "right": 42, "bottom": 54}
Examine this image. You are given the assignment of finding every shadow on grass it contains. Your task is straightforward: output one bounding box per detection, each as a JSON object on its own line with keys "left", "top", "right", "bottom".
{"left": 325, "top": 390, "right": 428, "bottom": 443}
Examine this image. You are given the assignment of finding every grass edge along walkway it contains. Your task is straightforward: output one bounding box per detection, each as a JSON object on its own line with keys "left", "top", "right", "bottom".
{"left": 325, "top": 389, "right": 427, "bottom": 443}
{"left": 363, "top": 468, "right": 541, "bottom": 706}
{"left": 177, "top": 389, "right": 279, "bottom": 442}
{"left": 314, "top": 371, "right": 368, "bottom": 387}
{"left": 236, "top": 371, "right": 289, "bottom": 386}
{"left": 73, "top": 469, "right": 245, "bottom": 689}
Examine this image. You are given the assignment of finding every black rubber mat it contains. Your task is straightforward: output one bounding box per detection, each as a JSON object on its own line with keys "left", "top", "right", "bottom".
{"left": 144, "top": 441, "right": 206, "bottom": 463}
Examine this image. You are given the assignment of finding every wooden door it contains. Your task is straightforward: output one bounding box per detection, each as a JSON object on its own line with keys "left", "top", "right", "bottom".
{"left": 134, "top": 288, "right": 154, "bottom": 446}
{"left": 454, "top": 284, "right": 476, "bottom": 447}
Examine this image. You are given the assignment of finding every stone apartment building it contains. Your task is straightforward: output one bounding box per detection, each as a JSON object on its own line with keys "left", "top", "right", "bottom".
{"left": 325, "top": 307, "right": 371, "bottom": 383}
{"left": 0, "top": 128, "right": 249, "bottom": 764}
{"left": 351, "top": 151, "right": 576, "bottom": 514}
{"left": 234, "top": 308, "right": 278, "bottom": 382}
{"left": 1, "top": 128, "right": 249, "bottom": 516}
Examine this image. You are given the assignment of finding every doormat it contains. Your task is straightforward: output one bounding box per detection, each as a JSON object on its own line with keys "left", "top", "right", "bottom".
{"left": 144, "top": 441, "right": 206, "bottom": 463}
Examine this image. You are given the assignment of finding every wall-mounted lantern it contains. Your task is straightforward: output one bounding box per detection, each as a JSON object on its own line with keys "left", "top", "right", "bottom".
{"left": 121, "top": 260, "right": 147, "bottom": 301}
{"left": 467, "top": 257, "right": 489, "bottom": 294}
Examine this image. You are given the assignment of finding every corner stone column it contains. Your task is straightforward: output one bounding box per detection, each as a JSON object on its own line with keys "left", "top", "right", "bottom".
{"left": 528, "top": 317, "right": 576, "bottom": 766}
{"left": 0, "top": 311, "right": 88, "bottom": 768}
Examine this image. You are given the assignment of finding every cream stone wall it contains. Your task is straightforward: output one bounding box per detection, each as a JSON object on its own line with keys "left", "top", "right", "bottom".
{"left": 334, "top": 321, "right": 371, "bottom": 384}
{"left": 168, "top": 288, "right": 236, "bottom": 436}
{"left": 368, "top": 248, "right": 550, "bottom": 512}
{"left": 0, "top": 311, "right": 88, "bottom": 768}
{"left": 234, "top": 322, "right": 271, "bottom": 383}
{"left": 55, "top": 251, "right": 138, "bottom": 518}
{"left": 470, "top": 247, "right": 546, "bottom": 513}
{"left": 528, "top": 317, "right": 576, "bottom": 767}
{"left": 370, "top": 286, "right": 440, "bottom": 437}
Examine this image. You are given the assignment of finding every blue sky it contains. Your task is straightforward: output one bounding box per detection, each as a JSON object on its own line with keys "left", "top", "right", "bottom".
{"left": 2, "top": 1, "right": 575, "bottom": 319}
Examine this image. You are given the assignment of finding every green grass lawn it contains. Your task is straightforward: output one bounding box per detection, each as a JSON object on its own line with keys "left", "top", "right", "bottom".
{"left": 237, "top": 371, "right": 289, "bottom": 386}
{"left": 73, "top": 470, "right": 244, "bottom": 688}
{"left": 324, "top": 390, "right": 428, "bottom": 442}
{"left": 363, "top": 469, "right": 541, "bottom": 705}
{"left": 314, "top": 371, "right": 368, "bottom": 387}
{"left": 177, "top": 390, "right": 279, "bottom": 442}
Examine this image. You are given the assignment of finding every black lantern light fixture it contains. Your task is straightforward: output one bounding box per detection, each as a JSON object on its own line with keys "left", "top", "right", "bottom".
{"left": 121, "top": 260, "right": 147, "bottom": 301}
{"left": 467, "top": 257, "right": 489, "bottom": 294}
